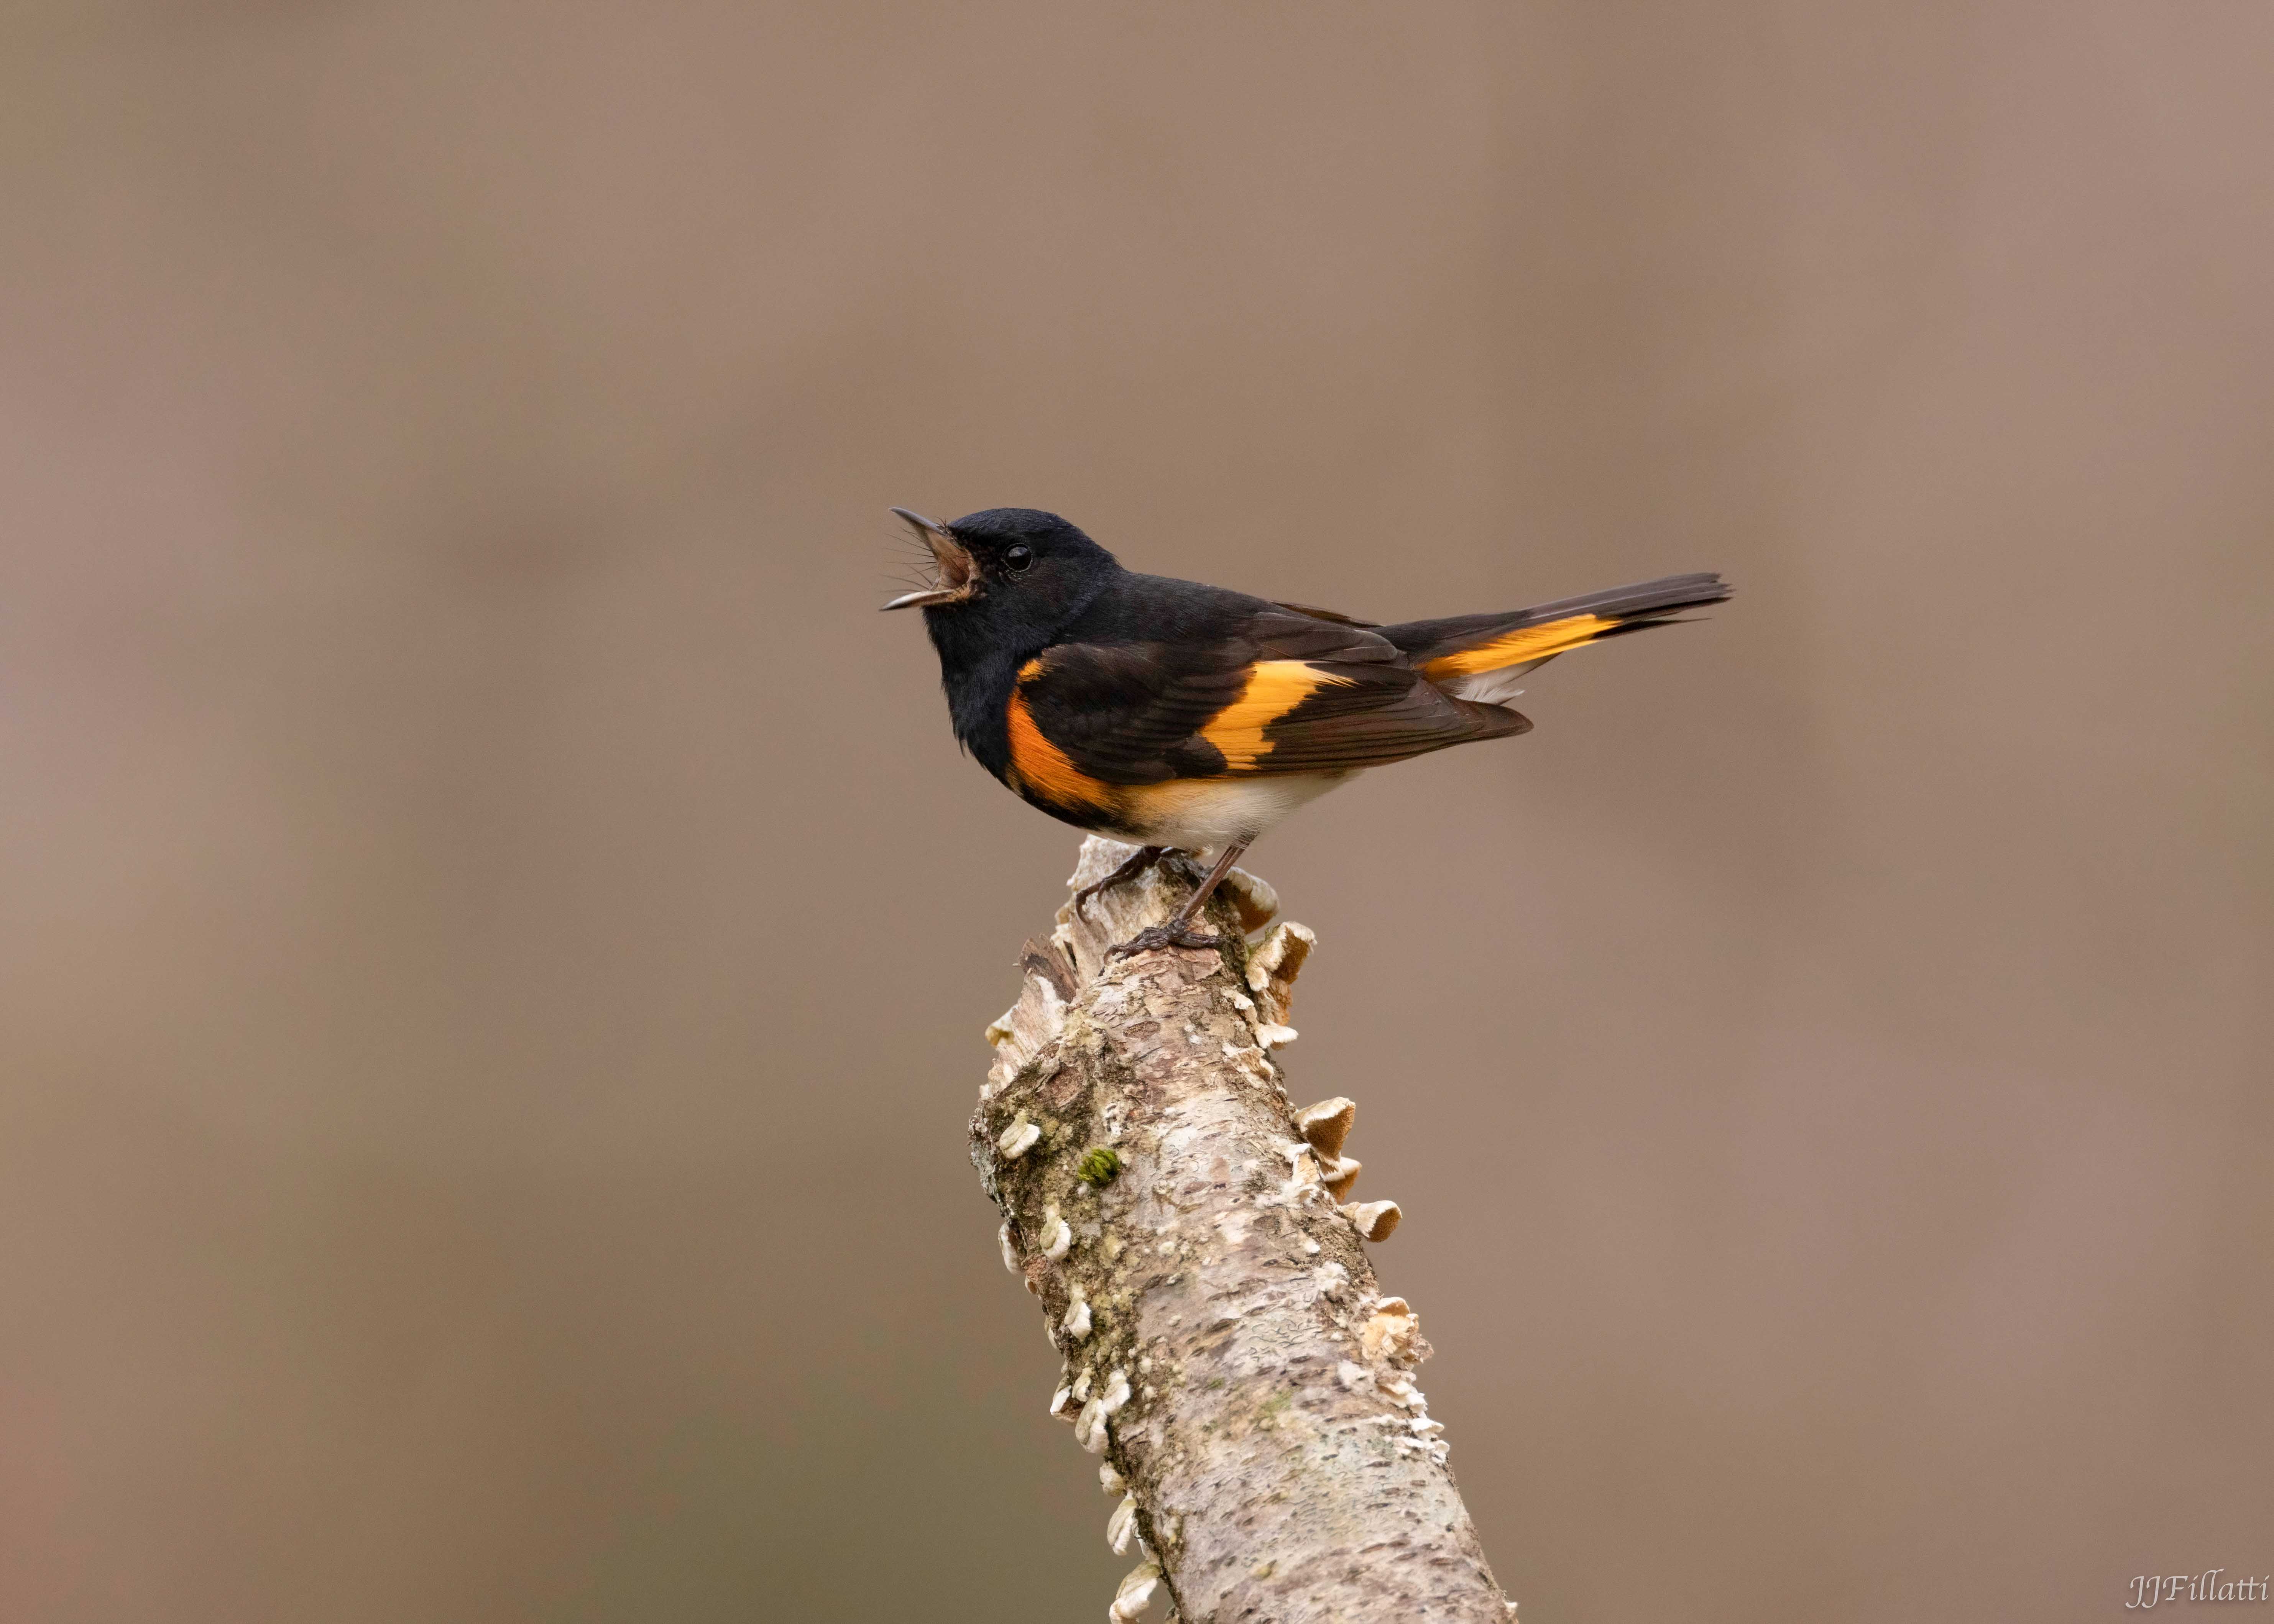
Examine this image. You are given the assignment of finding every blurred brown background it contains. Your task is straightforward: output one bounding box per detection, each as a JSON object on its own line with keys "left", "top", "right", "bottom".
{"left": 3, "top": 3, "right": 2269, "bottom": 1620}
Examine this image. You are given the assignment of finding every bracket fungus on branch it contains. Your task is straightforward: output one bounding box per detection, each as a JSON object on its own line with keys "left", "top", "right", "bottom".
{"left": 969, "top": 836, "right": 1515, "bottom": 1624}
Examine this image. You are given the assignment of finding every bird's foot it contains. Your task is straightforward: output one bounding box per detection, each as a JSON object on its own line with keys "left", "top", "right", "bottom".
{"left": 1071, "top": 845, "right": 1171, "bottom": 917}
{"left": 1107, "top": 920, "right": 1225, "bottom": 960}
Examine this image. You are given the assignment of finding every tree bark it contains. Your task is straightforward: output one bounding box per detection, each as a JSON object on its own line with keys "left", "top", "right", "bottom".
{"left": 973, "top": 837, "right": 1515, "bottom": 1624}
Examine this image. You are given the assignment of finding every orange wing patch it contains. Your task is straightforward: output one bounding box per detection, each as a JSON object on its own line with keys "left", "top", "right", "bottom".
{"left": 1419, "top": 613, "right": 1613, "bottom": 681}
{"left": 1007, "top": 660, "right": 1112, "bottom": 811}
{"left": 1199, "top": 661, "right": 1359, "bottom": 771}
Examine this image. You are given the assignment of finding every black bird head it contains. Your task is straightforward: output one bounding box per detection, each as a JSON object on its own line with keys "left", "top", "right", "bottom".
{"left": 884, "top": 506, "right": 1119, "bottom": 662}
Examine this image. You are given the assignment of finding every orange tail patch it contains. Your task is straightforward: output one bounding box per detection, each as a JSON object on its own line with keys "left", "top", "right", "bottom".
{"left": 1418, "top": 614, "right": 1613, "bottom": 681}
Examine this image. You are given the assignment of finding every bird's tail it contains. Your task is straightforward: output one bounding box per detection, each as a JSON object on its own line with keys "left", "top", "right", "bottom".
{"left": 1381, "top": 573, "right": 1731, "bottom": 704}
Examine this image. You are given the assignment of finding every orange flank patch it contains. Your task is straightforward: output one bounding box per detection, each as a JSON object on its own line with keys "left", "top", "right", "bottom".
{"left": 1199, "top": 661, "right": 1357, "bottom": 771}
{"left": 1006, "top": 666, "right": 1112, "bottom": 811}
{"left": 1420, "top": 613, "right": 1613, "bottom": 680}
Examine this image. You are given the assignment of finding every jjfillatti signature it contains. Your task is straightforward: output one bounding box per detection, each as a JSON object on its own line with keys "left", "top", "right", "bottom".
{"left": 2129, "top": 1572, "right": 2270, "bottom": 1608}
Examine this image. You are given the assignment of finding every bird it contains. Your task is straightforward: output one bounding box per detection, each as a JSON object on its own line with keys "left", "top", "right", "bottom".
{"left": 885, "top": 505, "right": 1729, "bottom": 958}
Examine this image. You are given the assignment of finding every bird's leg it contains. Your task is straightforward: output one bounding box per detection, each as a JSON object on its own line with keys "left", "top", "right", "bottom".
{"left": 1070, "top": 844, "right": 1171, "bottom": 918}
{"left": 1109, "top": 841, "right": 1249, "bottom": 959}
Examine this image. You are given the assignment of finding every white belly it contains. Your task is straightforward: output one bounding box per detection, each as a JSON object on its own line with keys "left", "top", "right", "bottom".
{"left": 1116, "top": 772, "right": 1358, "bottom": 851}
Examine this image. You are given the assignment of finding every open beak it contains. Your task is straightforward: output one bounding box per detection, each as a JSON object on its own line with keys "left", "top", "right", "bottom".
{"left": 882, "top": 507, "right": 978, "bottom": 610}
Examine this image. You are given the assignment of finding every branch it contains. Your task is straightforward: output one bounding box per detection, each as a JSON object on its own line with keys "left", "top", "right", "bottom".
{"left": 972, "top": 837, "right": 1516, "bottom": 1624}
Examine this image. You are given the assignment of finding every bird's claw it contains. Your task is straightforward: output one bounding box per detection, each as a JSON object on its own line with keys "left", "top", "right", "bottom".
{"left": 1071, "top": 845, "right": 1170, "bottom": 918}
{"left": 1107, "top": 921, "right": 1226, "bottom": 960}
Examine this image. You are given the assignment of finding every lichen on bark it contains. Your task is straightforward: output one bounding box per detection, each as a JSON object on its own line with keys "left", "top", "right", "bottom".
{"left": 971, "top": 837, "right": 1515, "bottom": 1624}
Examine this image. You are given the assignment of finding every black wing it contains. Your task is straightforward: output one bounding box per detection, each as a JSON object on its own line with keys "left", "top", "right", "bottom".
{"left": 1017, "top": 606, "right": 1526, "bottom": 784}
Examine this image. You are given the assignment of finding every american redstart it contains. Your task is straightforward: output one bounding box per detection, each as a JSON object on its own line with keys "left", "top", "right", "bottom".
{"left": 887, "top": 506, "right": 1729, "bottom": 956}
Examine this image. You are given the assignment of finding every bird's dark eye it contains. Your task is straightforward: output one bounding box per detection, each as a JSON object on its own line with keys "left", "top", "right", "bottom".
{"left": 1005, "top": 545, "right": 1034, "bottom": 573}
